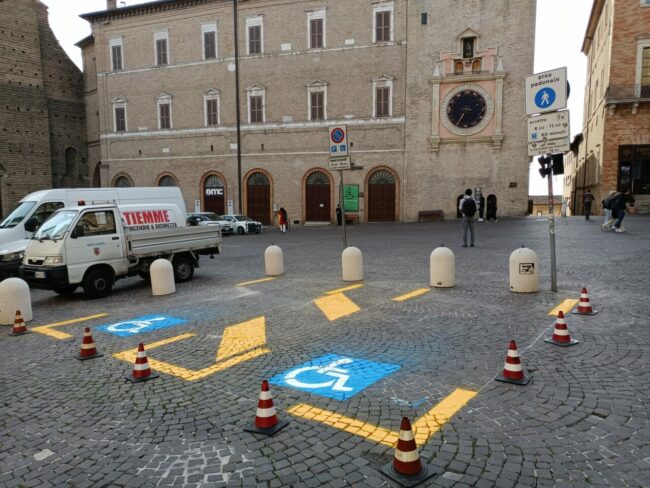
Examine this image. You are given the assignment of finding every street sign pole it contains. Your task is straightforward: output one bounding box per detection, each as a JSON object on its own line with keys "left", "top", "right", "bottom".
{"left": 339, "top": 170, "right": 347, "bottom": 249}
{"left": 547, "top": 159, "right": 558, "bottom": 292}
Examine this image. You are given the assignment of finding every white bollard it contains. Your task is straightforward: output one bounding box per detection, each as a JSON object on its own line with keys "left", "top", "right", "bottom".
{"left": 342, "top": 246, "right": 363, "bottom": 282}
{"left": 0, "top": 278, "right": 32, "bottom": 325}
{"left": 430, "top": 246, "right": 455, "bottom": 288}
{"left": 265, "top": 245, "right": 284, "bottom": 276}
{"left": 509, "top": 247, "right": 540, "bottom": 293}
{"left": 150, "top": 259, "right": 175, "bottom": 296}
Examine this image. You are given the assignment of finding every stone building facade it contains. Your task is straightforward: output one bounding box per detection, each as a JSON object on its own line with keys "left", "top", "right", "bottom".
{"left": 80, "top": 0, "right": 535, "bottom": 225}
{"left": 569, "top": 0, "right": 650, "bottom": 216}
{"left": 0, "top": 0, "right": 88, "bottom": 217}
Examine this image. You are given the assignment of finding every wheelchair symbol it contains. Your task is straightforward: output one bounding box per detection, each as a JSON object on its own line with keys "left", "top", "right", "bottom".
{"left": 106, "top": 316, "right": 167, "bottom": 334}
{"left": 284, "top": 358, "right": 353, "bottom": 392}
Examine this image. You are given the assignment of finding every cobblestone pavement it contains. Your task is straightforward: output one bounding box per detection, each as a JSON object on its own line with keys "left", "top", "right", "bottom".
{"left": 1, "top": 216, "right": 649, "bottom": 487}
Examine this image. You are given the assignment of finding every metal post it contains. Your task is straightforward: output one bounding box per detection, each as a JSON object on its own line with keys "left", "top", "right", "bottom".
{"left": 339, "top": 169, "right": 347, "bottom": 249}
{"left": 233, "top": 0, "right": 243, "bottom": 213}
{"left": 547, "top": 161, "right": 558, "bottom": 292}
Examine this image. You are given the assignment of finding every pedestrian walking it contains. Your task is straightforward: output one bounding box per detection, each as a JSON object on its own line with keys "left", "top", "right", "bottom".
{"left": 583, "top": 189, "right": 594, "bottom": 220}
{"left": 278, "top": 207, "right": 288, "bottom": 233}
{"left": 611, "top": 190, "right": 629, "bottom": 233}
{"left": 336, "top": 204, "right": 342, "bottom": 226}
{"left": 459, "top": 188, "right": 476, "bottom": 247}
{"left": 475, "top": 187, "right": 485, "bottom": 222}
{"left": 601, "top": 191, "right": 616, "bottom": 230}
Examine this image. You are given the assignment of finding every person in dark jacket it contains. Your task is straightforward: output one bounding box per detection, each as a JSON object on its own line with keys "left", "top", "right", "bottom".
{"left": 583, "top": 189, "right": 594, "bottom": 220}
{"left": 459, "top": 188, "right": 476, "bottom": 247}
{"left": 611, "top": 190, "right": 629, "bottom": 233}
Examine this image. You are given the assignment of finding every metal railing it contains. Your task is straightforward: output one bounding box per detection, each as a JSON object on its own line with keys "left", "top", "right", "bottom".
{"left": 606, "top": 84, "right": 650, "bottom": 103}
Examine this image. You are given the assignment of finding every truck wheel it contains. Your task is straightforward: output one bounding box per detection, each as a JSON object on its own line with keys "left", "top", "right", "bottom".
{"left": 236, "top": 226, "right": 245, "bottom": 235}
{"left": 172, "top": 256, "right": 194, "bottom": 283}
{"left": 53, "top": 285, "right": 77, "bottom": 295}
{"left": 83, "top": 268, "right": 114, "bottom": 299}
{"left": 138, "top": 271, "right": 151, "bottom": 282}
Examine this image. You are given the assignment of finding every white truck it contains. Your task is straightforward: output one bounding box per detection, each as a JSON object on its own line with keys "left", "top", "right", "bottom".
{"left": 0, "top": 187, "right": 186, "bottom": 278}
{"left": 19, "top": 203, "right": 221, "bottom": 299}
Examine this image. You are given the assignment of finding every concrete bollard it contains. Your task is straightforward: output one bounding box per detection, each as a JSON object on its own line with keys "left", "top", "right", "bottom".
{"left": 150, "top": 259, "right": 175, "bottom": 296}
{"left": 342, "top": 246, "right": 363, "bottom": 282}
{"left": 0, "top": 278, "right": 32, "bottom": 325}
{"left": 509, "top": 247, "right": 540, "bottom": 293}
{"left": 265, "top": 245, "right": 284, "bottom": 276}
{"left": 430, "top": 246, "right": 455, "bottom": 288}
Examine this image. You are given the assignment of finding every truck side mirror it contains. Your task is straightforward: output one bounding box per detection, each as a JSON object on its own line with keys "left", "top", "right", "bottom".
{"left": 24, "top": 217, "right": 38, "bottom": 233}
{"left": 72, "top": 225, "right": 84, "bottom": 238}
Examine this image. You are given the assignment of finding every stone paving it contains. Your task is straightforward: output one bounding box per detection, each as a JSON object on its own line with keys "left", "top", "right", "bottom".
{"left": 0, "top": 215, "right": 649, "bottom": 487}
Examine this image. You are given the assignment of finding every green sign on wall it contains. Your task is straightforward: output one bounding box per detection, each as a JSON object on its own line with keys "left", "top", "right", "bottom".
{"left": 343, "top": 184, "right": 359, "bottom": 212}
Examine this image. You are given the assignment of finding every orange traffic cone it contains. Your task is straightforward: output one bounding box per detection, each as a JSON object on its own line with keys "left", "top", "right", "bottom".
{"left": 8, "top": 310, "right": 29, "bottom": 336}
{"left": 572, "top": 287, "right": 598, "bottom": 315}
{"left": 74, "top": 327, "right": 104, "bottom": 360}
{"left": 244, "top": 380, "right": 288, "bottom": 436}
{"left": 545, "top": 311, "right": 579, "bottom": 347}
{"left": 125, "top": 343, "right": 158, "bottom": 382}
{"left": 495, "top": 340, "right": 531, "bottom": 385}
{"left": 380, "top": 417, "right": 435, "bottom": 486}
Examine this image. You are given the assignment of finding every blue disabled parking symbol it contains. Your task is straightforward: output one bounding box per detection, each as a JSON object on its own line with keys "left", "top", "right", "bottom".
{"left": 535, "top": 87, "right": 556, "bottom": 109}
{"left": 96, "top": 314, "right": 187, "bottom": 337}
{"left": 269, "top": 353, "right": 400, "bottom": 400}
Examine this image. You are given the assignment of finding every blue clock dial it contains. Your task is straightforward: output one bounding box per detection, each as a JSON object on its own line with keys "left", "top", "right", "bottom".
{"left": 446, "top": 90, "right": 487, "bottom": 128}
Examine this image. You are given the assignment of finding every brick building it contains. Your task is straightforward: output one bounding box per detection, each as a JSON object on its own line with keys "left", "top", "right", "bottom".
{"left": 0, "top": 0, "right": 88, "bottom": 217}
{"left": 80, "top": 0, "right": 535, "bottom": 225}
{"left": 568, "top": 0, "right": 650, "bottom": 216}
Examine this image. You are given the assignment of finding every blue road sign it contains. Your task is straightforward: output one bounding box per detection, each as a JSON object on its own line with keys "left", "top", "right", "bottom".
{"left": 535, "top": 88, "right": 556, "bottom": 109}
{"left": 96, "top": 314, "right": 187, "bottom": 337}
{"left": 270, "top": 353, "right": 400, "bottom": 400}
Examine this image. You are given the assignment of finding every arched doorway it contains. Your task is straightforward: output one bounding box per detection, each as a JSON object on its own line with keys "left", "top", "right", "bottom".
{"left": 487, "top": 194, "right": 498, "bottom": 221}
{"left": 305, "top": 170, "right": 331, "bottom": 222}
{"left": 92, "top": 163, "right": 101, "bottom": 187}
{"left": 367, "top": 169, "right": 397, "bottom": 222}
{"left": 456, "top": 195, "right": 464, "bottom": 218}
{"left": 246, "top": 171, "right": 271, "bottom": 224}
{"left": 203, "top": 174, "right": 226, "bottom": 215}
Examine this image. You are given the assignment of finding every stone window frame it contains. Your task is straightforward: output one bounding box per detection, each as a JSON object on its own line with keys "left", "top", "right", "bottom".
{"left": 247, "top": 84, "right": 266, "bottom": 124}
{"left": 204, "top": 89, "right": 221, "bottom": 127}
{"left": 636, "top": 37, "right": 650, "bottom": 89}
{"left": 112, "top": 174, "right": 134, "bottom": 187}
{"left": 202, "top": 23, "right": 218, "bottom": 60}
{"left": 112, "top": 97, "right": 127, "bottom": 132}
{"left": 246, "top": 16, "right": 264, "bottom": 55}
{"left": 154, "top": 30, "right": 169, "bottom": 67}
{"left": 307, "top": 80, "right": 328, "bottom": 121}
{"left": 307, "top": 9, "right": 326, "bottom": 49}
{"left": 109, "top": 37, "right": 123, "bottom": 71}
{"left": 372, "top": 1, "right": 394, "bottom": 43}
{"left": 372, "top": 74, "right": 394, "bottom": 118}
{"left": 157, "top": 93, "right": 173, "bottom": 130}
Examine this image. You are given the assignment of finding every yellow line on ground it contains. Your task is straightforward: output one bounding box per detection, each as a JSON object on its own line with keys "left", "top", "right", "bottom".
{"left": 287, "top": 388, "right": 477, "bottom": 447}
{"left": 325, "top": 284, "right": 364, "bottom": 295}
{"left": 217, "top": 316, "right": 266, "bottom": 361}
{"left": 392, "top": 288, "right": 430, "bottom": 302}
{"left": 548, "top": 298, "right": 579, "bottom": 316}
{"left": 236, "top": 277, "right": 276, "bottom": 286}
{"left": 313, "top": 293, "right": 361, "bottom": 321}
{"left": 31, "top": 313, "right": 109, "bottom": 340}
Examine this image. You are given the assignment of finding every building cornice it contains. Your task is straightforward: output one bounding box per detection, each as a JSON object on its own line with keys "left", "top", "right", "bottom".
{"left": 582, "top": 0, "right": 606, "bottom": 54}
{"left": 80, "top": 0, "right": 222, "bottom": 24}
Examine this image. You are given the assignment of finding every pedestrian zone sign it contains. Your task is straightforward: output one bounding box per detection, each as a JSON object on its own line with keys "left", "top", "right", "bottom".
{"left": 96, "top": 315, "right": 187, "bottom": 337}
{"left": 270, "top": 353, "right": 400, "bottom": 400}
{"left": 525, "top": 67, "right": 567, "bottom": 115}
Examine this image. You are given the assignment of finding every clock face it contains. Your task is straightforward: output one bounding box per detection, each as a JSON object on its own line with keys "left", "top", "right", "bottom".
{"left": 446, "top": 90, "right": 487, "bottom": 128}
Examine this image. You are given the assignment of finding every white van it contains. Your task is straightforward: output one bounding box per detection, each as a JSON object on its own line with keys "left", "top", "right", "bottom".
{"left": 0, "top": 187, "right": 186, "bottom": 277}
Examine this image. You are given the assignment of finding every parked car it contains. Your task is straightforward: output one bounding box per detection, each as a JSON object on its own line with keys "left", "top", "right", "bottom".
{"left": 186, "top": 212, "right": 233, "bottom": 235}
{"left": 219, "top": 214, "right": 262, "bottom": 234}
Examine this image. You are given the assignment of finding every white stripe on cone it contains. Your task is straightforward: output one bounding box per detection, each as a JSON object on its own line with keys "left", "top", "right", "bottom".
{"left": 504, "top": 363, "right": 523, "bottom": 372}
{"left": 256, "top": 407, "right": 277, "bottom": 417}
{"left": 554, "top": 329, "right": 569, "bottom": 336}
{"left": 395, "top": 449, "right": 420, "bottom": 463}
{"left": 81, "top": 343, "right": 95, "bottom": 350}
{"left": 399, "top": 430, "right": 414, "bottom": 441}
{"left": 133, "top": 363, "right": 150, "bottom": 371}
{"left": 137, "top": 351, "right": 147, "bottom": 358}
{"left": 507, "top": 350, "right": 519, "bottom": 358}
{"left": 259, "top": 391, "right": 272, "bottom": 400}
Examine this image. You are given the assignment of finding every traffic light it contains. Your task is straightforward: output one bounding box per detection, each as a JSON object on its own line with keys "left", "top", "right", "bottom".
{"left": 538, "top": 156, "right": 552, "bottom": 178}
{"left": 551, "top": 154, "right": 564, "bottom": 175}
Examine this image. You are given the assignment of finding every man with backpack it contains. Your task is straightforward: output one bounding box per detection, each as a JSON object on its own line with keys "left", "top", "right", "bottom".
{"left": 459, "top": 188, "right": 477, "bottom": 247}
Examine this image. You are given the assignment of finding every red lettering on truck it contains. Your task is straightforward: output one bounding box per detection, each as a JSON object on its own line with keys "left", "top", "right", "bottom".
{"left": 142, "top": 211, "right": 154, "bottom": 224}
{"left": 120, "top": 209, "right": 173, "bottom": 226}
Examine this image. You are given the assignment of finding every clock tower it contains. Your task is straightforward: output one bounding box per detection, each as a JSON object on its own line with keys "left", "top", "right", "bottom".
{"left": 403, "top": 1, "right": 535, "bottom": 219}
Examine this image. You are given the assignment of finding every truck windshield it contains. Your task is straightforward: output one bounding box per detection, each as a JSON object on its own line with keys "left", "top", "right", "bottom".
{"left": 0, "top": 201, "right": 36, "bottom": 228}
{"left": 33, "top": 210, "right": 78, "bottom": 241}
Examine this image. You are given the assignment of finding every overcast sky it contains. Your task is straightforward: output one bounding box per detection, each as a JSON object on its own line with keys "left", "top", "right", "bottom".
{"left": 40, "top": 0, "right": 593, "bottom": 196}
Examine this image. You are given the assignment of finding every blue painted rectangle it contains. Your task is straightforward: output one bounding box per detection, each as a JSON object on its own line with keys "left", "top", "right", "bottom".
{"left": 269, "top": 353, "right": 400, "bottom": 400}
{"left": 96, "top": 315, "right": 186, "bottom": 337}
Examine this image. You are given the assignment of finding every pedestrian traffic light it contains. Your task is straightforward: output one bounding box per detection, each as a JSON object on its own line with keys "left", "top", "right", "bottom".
{"left": 538, "top": 156, "right": 552, "bottom": 178}
{"left": 551, "top": 154, "right": 564, "bottom": 175}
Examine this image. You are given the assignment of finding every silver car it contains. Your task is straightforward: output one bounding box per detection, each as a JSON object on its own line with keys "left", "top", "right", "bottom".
{"left": 186, "top": 212, "right": 233, "bottom": 235}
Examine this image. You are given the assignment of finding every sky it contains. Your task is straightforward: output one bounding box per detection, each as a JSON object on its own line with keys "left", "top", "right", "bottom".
{"left": 40, "top": 0, "right": 593, "bottom": 196}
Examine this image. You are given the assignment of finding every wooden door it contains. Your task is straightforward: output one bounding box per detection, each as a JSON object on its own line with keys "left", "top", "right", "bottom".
{"left": 306, "top": 171, "right": 331, "bottom": 222}
{"left": 204, "top": 175, "right": 225, "bottom": 214}
{"left": 246, "top": 172, "right": 271, "bottom": 224}
{"left": 367, "top": 170, "right": 396, "bottom": 222}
